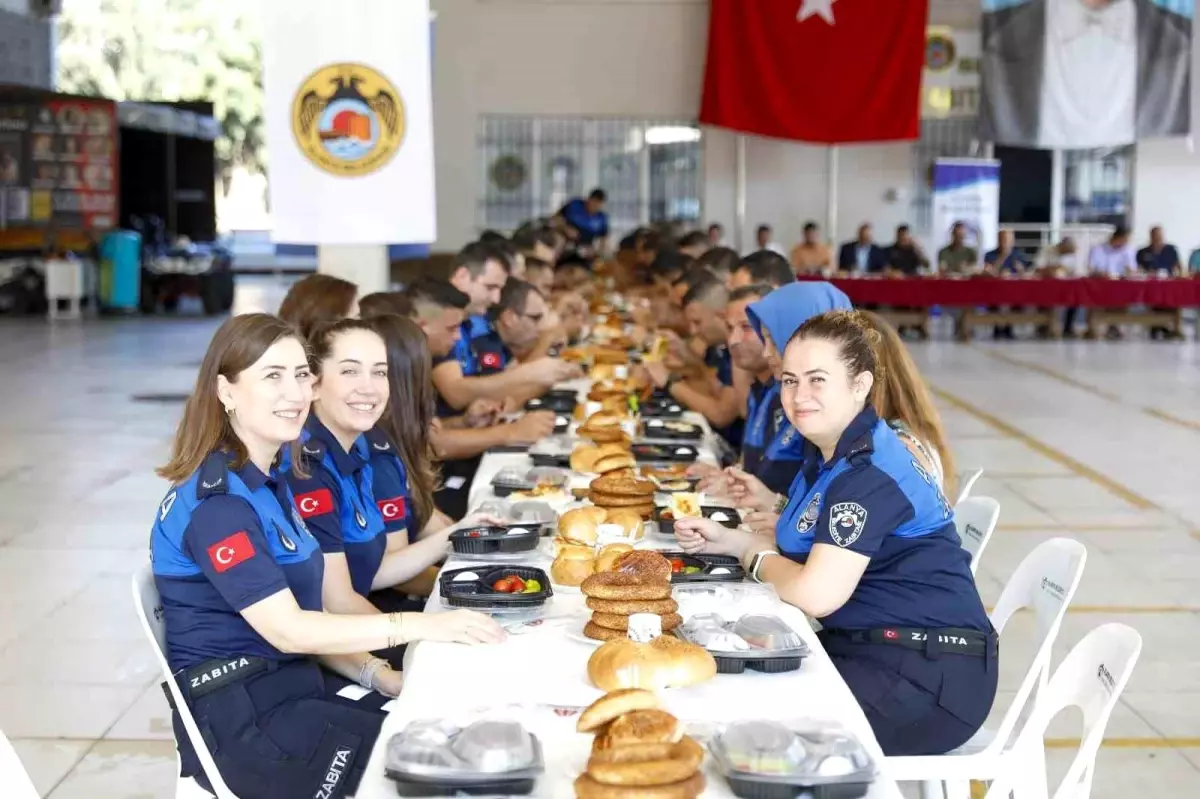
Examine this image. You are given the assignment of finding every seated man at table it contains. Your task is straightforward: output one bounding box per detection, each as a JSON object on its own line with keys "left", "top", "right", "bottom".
{"left": 1136, "top": 226, "right": 1183, "bottom": 338}
{"left": 678, "top": 229, "right": 712, "bottom": 260}
{"left": 754, "top": 223, "right": 788, "bottom": 257}
{"left": 728, "top": 250, "right": 796, "bottom": 290}
{"left": 1038, "top": 237, "right": 1081, "bottom": 337}
{"left": 838, "top": 223, "right": 889, "bottom": 274}
{"left": 936, "top": 222, "right": 979, "bottom": 275}
{"left": 557, "top": 188, "right": 610, "bottom": 256}
{"left": 790, "top": 221, "right": 834, "bottom": 275}
{"left": 403, "top": 278, "right": 561, "bottom": 520}
{"left": 984, "top": 230, "right": 1033, "bottom": 339}
{"left": 884, "top": 224, "right": 931, "bottom": 275}
{"left": 694, "top": 245, "right": 741, "bottom": 286}
{"left": 1087, "top": 226, "right": 1137, "bottom": 340}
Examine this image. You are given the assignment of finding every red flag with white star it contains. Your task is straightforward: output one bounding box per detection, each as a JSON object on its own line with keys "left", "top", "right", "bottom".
{"left": 699, "top": 0, "right": 930, "bottom": 143}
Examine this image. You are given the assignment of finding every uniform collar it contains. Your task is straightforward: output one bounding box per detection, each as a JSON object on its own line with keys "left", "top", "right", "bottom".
{"left": 232, "top": 459, "right": 275, "bottom": 492}
{"left": 804, "top": 405, "right": 879, "bottom": 467}
{"left": 365, "top": 426, "right": 395, "bottom": 456}
{"left": 305, "top": 415, "right": 369, "bottom": 475}
{"left": 466, "top": 314, "right": 494, "bottom": 339}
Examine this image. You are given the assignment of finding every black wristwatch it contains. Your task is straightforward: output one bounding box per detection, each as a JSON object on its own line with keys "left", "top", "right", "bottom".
{"left": 662, "top": 374, "right": 678, "bottom": 394}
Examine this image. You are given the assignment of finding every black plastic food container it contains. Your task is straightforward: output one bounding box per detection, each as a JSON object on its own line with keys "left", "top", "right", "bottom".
{"left": 722, "top": 773, "right": 870, "bottom": 799}
{"left": 659, "top": 551, "right": 746, "bottom": 584}
{"left": 632, "top": 443, "right": 699, "bottom": 462}
{"left": 640, "top": 398, "right": 684, "bottom": 418}
{"left": 439, "top": 566, "right": 553, "bottom": 610}
{"left": 449, "top": 526, "right": 540, "bottom": 555}
{"left": 525, "top": 390, "right": 578, "bottom": 414}
{"left": 385, "top": 774, "right": 537, "bottom": 797}
{"left": 654, "top": 505, "right": 741, "bottom": 535}
{"left": 640, "top": 420, "right": 703, "bottom": 440}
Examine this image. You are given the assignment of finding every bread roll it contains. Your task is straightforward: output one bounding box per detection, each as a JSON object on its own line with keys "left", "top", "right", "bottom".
{"left": 584, "top": 621, "right": 628, "bottom": 642}
{"left": 551, "top": 545, "right": 596, "bottom": 587}
{"left": 587, "top": 737, "right": 704, "bottom": 787}
{"left": 605, "top": 509, "right": 644, "bottom": 539}
{"left": 593, "top": 453, "right": 637, "bottom": 474}
{"left": 614, "top": 551, "right": 671, "bottom": 582}
{"left": 597, "top": 709, "right": 682, "bottom": 748}
{"left": 650, "top": 635, "right": 717, "bottom": 689}
{"left": 576, "top": 689, "right": 661, "bottom": 733}
{"left": 559, "top": 507, "right": 604, "bottom": 545}
{"left": 585, "top": 411, "right": 622, "bottom": 429}
{"left": 586, "top": 597, "right": 679, "bottom": 615}
{"left": 595, "top": 543, "right": 635, "bottom": 573}
{"left": 570, "top": 446, "right": 603, "bottom": 473}
{"left": 573, "top": 772, "right": 705, "bottom": 799}
{"left": 581, "top": 572, "right": 672, "bottom": 601}
{"left": 591, "top": 612, "right": 683, "bottom": 633}
{"left": 590, "top": 473, "right": 656, "bottom": 496}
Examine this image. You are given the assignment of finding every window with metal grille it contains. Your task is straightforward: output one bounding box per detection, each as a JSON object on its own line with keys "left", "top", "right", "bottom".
{"left": 1064, "top": 146, "right": 1134, "bottom": 227}
{"left": 478, "top": 116, "right": 702, "bottom": 235}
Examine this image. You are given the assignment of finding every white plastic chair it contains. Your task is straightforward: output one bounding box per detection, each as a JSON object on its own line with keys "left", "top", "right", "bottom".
{"left": 983, "top": 623, "right": 1143, "bottom": 799}
{"left": 885, "top": 538, "right": 1088, "bottom": 799}
{"left": 0, "top": 729, "right": 38, "bottom": 799}
{"left": 132, "top": 563, "right": 238, "bottom": 798}
{"left": 956, "top": 468, "right": 984, "bottom": 505}
{"left": 955, "top": 496, "right": 1000, "bottom": 575}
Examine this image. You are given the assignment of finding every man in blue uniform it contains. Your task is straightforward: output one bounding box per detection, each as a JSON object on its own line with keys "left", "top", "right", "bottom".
{"left": 558, "top": 188, "right": 609, "bottom": 255}
{"left": 725, "top": 284, "right": 782, "bottom": 479}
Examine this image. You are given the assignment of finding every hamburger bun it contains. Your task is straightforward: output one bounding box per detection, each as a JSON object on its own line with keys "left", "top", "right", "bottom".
{"left": 584, "top": 621, "right": 629, "bottom": 642}
{"left": 559, "top": 507, "right": 606, "bottom": 545}
{"left": 587, "top": 736, "right": 704, "bottom": 787}
{"left": 570, "top": 446, "right": 603, "bottom": 473}
{"left": 591, "top": 612, "right": 683, "bottom": 633}
{"left": 588, "top": 492, "right": 657, "bottom": 509}
{"left": 576, "top": 689, "right": 661, "bottom": 733}
{"left": 597, "top": 709, "right": 682, "bottom": 748}
{"left": 605, "top": 509, "right": 645, "bottom": 539}
{"left": 585, "top": 411, "right": 623, "bottom": 429}
{"left": 614, "top": 551, "right": 672, "bottom": 582}
{"left": 573, "top": 772, "right": 705, "bottom": 799}
{"left": 597, "top": 443, "right": 633, "bottom": 458}
{"left": 583, "top": 427, "right": 628, "bottom": 444}
{"left": 551, "top": 545, "right": 596, "bottom": 587}
{"left": 581, "top": 572, "right": 672, "bottom": 601}
{"left": 651, "top": 635, "right": 718, "bottom": 689}
{"left": 586, "top": 597, "right": 679, "bottom": 616}
{"left": 593, "top": 453, "right": 637, "bottom": 474}
{"left": 595, "top": 543, "right": 636, "bottom": 573}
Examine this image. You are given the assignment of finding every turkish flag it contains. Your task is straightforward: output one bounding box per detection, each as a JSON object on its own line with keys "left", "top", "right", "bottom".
{"left": 699, "top": 0, "right": 929, "bottom": 143}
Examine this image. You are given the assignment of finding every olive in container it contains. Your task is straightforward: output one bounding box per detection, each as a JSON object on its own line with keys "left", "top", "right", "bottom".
{"left": 385, "top": 718, "right": 544, "bottom": 796}
{"left": 659, "top": 551, "right": 746, "bottom": 584}
{"left": 709, "top": 720, "right": 876, "bottom": 799}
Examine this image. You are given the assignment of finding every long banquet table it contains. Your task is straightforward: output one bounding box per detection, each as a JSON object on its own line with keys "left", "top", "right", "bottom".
{"left": 815, "top": 274, "right": 1200, "bottom": 308}
{"left": 354, "top": 380, "right": 904, "bottom": 799}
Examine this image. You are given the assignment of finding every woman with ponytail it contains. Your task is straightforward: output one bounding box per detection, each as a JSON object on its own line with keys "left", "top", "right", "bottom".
{"left": 674, "top": 310, "right": 996, "bottom": 757}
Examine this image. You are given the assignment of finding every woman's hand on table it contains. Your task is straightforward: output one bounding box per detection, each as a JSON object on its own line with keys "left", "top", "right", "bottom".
{"left": 696, "top": 467, "right": 732, "bottom": 496}
{"left": 743, "top": 510, "right": 780, "bottom": 536}
{"left": 410, "top": 609, "right": 507, "bottom": 645}
{"left": 642, "top": 360, "right": 672, "bottom": 389}
{"left": 451, "top": 512, "right": 509, "bottom": 534}
{"left": 686, "top": 462, "right": 720, "bottom": 480}
{"left": 723, "top": 466, "right": 779, "bottom": 513}
{"left": 373, "top": 666, "right": 405, "bottom": 697}
{"left": 674, "top": 516, "right": 756, "bottom": 559}
{"left": 523, "top": 357, "right": 583, "bottom": 385}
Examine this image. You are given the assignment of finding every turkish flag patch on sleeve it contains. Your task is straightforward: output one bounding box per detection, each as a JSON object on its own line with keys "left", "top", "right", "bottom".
{"left": 294, "top": 488, "right": 334, "bottom": 518}
{"left": 480, "top": 352, "right": 501, "bottom": 369}
{"left": 377, "top": 496, "right": 407, "bottom": 522}
{"left": 207, "top": 531, "right": 256, "bottom": 573}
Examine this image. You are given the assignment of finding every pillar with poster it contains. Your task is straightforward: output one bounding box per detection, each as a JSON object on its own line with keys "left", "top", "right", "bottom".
{"left": 930, "top": 158, "right": 1001, "bottom": 257}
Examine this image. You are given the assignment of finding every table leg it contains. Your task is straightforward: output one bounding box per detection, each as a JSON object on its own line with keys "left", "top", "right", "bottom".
{"left": 957, "top": 309, "right": 973, "bottom": 342}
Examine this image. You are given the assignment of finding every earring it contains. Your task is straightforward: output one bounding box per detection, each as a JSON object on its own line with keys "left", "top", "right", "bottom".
{"left": 224, "top": 405, "right": 235, "bottom": 416}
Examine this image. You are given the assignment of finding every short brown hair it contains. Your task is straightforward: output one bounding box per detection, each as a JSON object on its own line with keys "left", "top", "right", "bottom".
{"left": 158, "top": 314, "right": 303, "bottom": 484}
{"left": 359, "top": 291, "right": 411, "bottom": 319}
{"left": 278, "top": 274, "right": 358, "bottom": 341}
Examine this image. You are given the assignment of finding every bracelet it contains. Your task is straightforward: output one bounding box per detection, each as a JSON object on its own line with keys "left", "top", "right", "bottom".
{"left": 386, "top": 612, "right": 405, "bottom": 649}
{"left": 773, "top": 494, "right": 788, "bottom": 514}
{"left": 358, "top": 656, "right": 386, "bottom": 689}
{"left": 359, "top": 657, "right": 387, "bottom": 690}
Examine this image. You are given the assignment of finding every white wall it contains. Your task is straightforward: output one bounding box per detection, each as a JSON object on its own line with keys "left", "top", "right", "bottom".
{"left": 430, "top": 0, "right": 956, "bottom": 252}
{"left": 0, "top": 0, "right": 29, "bottom": 14}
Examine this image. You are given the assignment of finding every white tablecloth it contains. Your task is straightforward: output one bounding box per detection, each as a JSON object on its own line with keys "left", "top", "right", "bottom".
{"left": 354, "top": 381, "right": 903, "bottom": 799}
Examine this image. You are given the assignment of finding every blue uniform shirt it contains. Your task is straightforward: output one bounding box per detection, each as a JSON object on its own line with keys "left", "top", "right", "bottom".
{"left": 151, "top": 451, "right": 324, "bottom": 672}
{"left": 758, "top": 412, "right": 807, "bottom": 496}
{"left": 560, "top": 198, "right": 609, "bottom": 246}
{"left": 984, "top": 249, "right": 1030, "bottom": 274}
{"left": 433, "top": 315, "right": 510, "bottom": 417}
{"left": 365, "top": 426, "right": 416, "bottom": 542}
{"left": 776, "top": 406, "right": 990, "bottom": 632}
{"left": 742, "top": 378, "right": 779, "bottom": 476}
{"left": 705, "top": 344, "right": 743, "bottom": 450}
{"left": 283, "top": 417, "right": 387, "bottom": 598}
{"left": 1136, "top": 244, "right": 1180, "bottom": 272}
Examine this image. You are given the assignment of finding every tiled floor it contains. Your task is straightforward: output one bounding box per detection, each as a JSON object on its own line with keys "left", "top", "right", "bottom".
{"left": 1, "top": 280, "right": 1197, "bottom": 796}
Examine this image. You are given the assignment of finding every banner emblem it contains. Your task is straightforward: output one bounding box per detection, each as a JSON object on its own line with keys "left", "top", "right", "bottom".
{"left": 292, "top": 63, "right": 406, "bottom": 177}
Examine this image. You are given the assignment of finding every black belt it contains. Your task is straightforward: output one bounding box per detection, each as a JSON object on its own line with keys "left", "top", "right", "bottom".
{"left": 166, "top": 655, "right": 273, "bottom": 706}
{"left": 823, "top": 627, "right": 998, "bottom": 659}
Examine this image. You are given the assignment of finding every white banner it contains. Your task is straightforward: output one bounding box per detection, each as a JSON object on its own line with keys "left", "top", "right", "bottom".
{"left": 931, "top": 158, "right": 1000, "bottom": 253}
{"left": 264, "top": 0, "right": 436, "bottom": 244}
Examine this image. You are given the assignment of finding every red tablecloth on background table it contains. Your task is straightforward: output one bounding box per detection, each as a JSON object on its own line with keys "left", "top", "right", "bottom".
{"left": 805, "top": 276, "right": 1200, "bottom": 308}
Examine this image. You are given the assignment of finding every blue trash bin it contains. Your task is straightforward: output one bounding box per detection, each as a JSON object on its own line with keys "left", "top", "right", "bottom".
{"left": 99, "top": 230, "right": 142, "bottom": 311}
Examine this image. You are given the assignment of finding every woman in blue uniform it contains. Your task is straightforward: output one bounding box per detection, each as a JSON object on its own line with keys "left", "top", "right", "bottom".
{"left": 282, "top": 319, "right": 499, "bottom": 622}
{"left": 151, "top": 314, "right": 503, "bottom": 799}
{"left": 676, "top": 310, "right": 996, "bottom": 756}
{"left": 695, "top": 281, "right": 852, "bottom": 505}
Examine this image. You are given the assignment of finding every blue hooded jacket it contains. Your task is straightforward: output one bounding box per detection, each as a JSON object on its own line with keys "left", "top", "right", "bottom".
{"left": 743, "top": 282, "right": 853, "bottom": 494}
